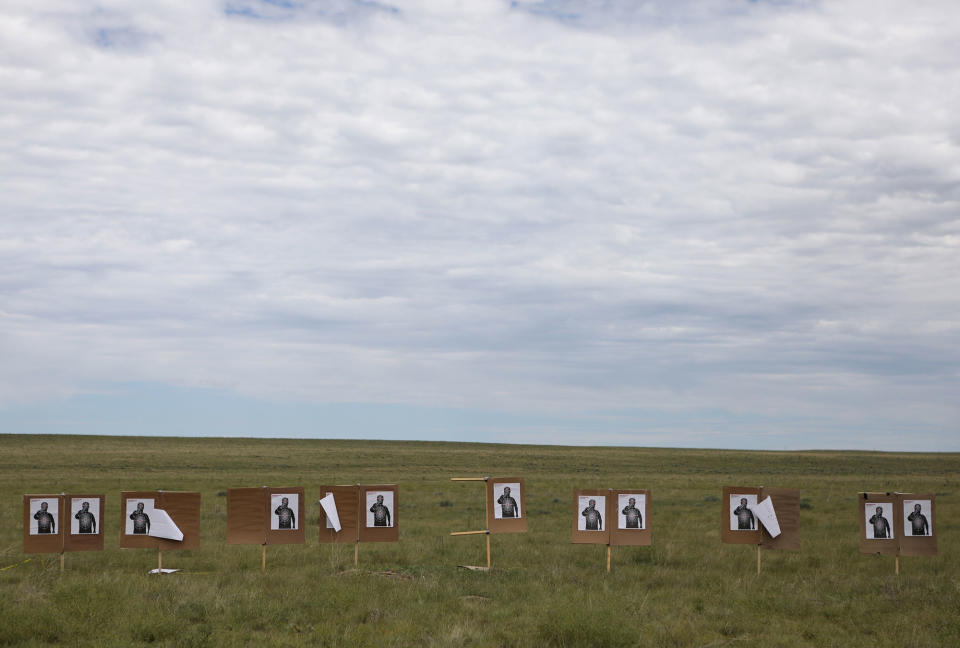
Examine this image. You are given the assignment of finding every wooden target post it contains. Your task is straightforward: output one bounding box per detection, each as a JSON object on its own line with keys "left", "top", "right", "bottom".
{"left": 721, "top": 486, "right": 800, "bottom": 575}
{"left": 23, "top": 493, "right": 106, "bottom": 572}
{"left": 859, "top": 491, "right": 936, "bottom": 574}
{"left": 451, "top": 477, "right": 527, "bottom": 570}
{"left": 572, "top": 489, "right": 651, "bottom": 572}
{"left": 226, "top": 487, "right": 305, "bottom": 571}
{"left": 120, "top": 491, "right": 201, "bottom": 573}
{"left": 318, "top": 484, "right": 399, "bottom": 566}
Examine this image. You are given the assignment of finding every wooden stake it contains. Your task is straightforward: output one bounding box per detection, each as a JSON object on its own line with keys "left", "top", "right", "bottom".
{"left": 60, "top": 552, "right": 64, "bottom": 573}
{"left": 354, "top": 541, "right": 359, "bottom": 566}
{"left": 261, "top": 544, "right": 266, "bottom": 572}
{"left": 756, "top": 544, "right": 761, "bottom": 575}
{"left": 606, "top": 545, "right": 611, "bottom": 573}
{"left": 158, "top": 548, "right": 163, "bottom": 573}
{"left": 895, "top": 556, "right": 899, "bottom": 575}
{"left": 484, "top": 482, "right": 490, "bottom": 569}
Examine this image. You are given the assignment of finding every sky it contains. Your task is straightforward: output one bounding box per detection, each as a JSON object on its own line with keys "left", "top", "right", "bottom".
{"left": 1, "top": 0, "right": 958, "bottom": 450}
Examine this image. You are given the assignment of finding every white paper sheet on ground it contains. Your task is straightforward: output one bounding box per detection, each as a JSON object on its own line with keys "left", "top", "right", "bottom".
{"left": 755, "top": 496, "right": 781, "bottom": 538}
{"left": 147, "top": 508, "right": 184, "bottom": 541}
{"left": 148, "top": 568, "right": 181, "bottom": 574}
{"left": 319, "top": 493, "right": 342, "bottom": 532}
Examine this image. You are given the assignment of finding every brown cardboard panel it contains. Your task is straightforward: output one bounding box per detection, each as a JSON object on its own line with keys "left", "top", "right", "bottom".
{"left": 318, "top": 485, "right": 360, "bottom": 543}
{"left": 571, "top": 489, "right": 609, "bottom": 544}
{"left": 23, "top": 494, "right": 63, "bottom": 554}
{"left": 760, "top": 488, "right": 800, "bottom": 551}
{"left": 487, "top": 477, "right": 527, "bottom": 534}
{"left": 63, "top": 494, "right": 105, "bottom": 552}
{"left": 858, "top": 492, "right": 898, "bottom": 556}
{"left": 897, "top": 493, "right": 937, "bottom": 557}
{"left": 227, "top": 488, "right": 266, "bottom": 545}
{"left": 722, "top": 486, "right": 763, "bottom": 545}
{"left": 609, "top": 489, "right": 652, "bottom": 547}
{"left": 358, "top": 485, "right": 399, "bottom": 543}
{"left": 156, "top": 491, "right": 202, "bottom": 551}
{"left": 265, "top": 487, "right": 305, "bottom": 546}
{"left": 120, "top": 491, "right": 160, "bottom": 549}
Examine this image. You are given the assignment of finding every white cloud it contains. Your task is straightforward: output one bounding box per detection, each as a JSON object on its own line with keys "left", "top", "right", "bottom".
{"left": 0, "top": 0, "right": 957, "bottom": 448}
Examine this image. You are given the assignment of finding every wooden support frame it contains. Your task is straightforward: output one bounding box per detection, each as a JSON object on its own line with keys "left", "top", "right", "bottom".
{"left": 722, "top": 486, "right": 801, "bottom": 574}
{"left": 227, "top": 486, "right": 305, "bottom": 571}
{"left": 571, "top": 488, "right": 652, "bottom": 572}
{"left": 858, "top": 491, "right": 936, "bottom": 572}
{"left": 24, "top": 493, "right": 107, "bottom": 568}
{"left": 119, "top": 490, "right": 201, "bottom": 570}
{"left": 450, "top": 477, "right": 493, "bottom": 570}
{"left": 317, "top": 484, "right": 400, "bottom": 566}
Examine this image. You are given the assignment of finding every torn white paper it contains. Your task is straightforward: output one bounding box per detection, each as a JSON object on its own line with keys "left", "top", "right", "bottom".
{"left": 148, "top": 508, "right": 184, "bottom": 541}
{"left": 755, "top": 496, "right": 781, "bottom": 538}
{"left": 148, "top": 568, "right": 181, "bottom": 574}
{"left": 320, "top": 493, "right": 342, "bottom": 532}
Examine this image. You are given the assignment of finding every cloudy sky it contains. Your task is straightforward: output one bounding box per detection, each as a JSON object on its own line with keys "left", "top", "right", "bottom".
{"left": 1, "top": 0, "right": 958, "bottom": 450}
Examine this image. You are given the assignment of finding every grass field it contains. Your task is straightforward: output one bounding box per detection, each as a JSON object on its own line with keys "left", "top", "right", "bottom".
{"left": 0, "top": 434, "right": 957, "bottom": 647}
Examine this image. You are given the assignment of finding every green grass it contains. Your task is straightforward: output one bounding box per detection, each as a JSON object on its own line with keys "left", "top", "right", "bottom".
{"left": 1, "top": 434, "right": 958, "bottom": 646}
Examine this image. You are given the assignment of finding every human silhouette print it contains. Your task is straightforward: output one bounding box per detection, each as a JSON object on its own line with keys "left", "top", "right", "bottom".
{"left": 865, "top": 502, "right": 892, "bottom": 540}
{"left": 33, "top": 501, "right": 56, "bottom": 535}
{"left": 129, "top": 501, "right": 151, "bottom": 535}
{"left": 580, "top": 497, "right": 603, "bottom": 531}
{"left": 74, "top": 501, "right": 97, "bottom": 534}
{"left": 366, "top": 492, "right": 393, "bottom": 528}
{"left": 730, "top": 495, "right": 757, "bottom": 531}
{"left": 495, "top": 484, "right": 521, "bottom": 519}
{"left": 903, "top": 499, "right": 932, "bottom": 537}
{"left": 274, "top": 496, "right": 296, "bottom": 530}
{"left": 619, "top": 495, "right": 644, "bottom": 530}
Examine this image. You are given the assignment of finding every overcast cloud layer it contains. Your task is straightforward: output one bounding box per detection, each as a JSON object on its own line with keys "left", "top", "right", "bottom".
{"left": 1, "top": 0, "right": 958, "bottom": 449}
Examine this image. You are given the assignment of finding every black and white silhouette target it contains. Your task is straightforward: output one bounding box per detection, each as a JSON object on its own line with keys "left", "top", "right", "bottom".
{"left": 365, "top": 491, "right": 394, "bottom": 528}
{"left": 864, "top": 502, "right": 894, "bottom": 540}
{"left": 577, "top": 495, "right": 605, "bottom": 531}
{"left": 902, "top": 499, "right": 932, "bottom": 537}
{"left": 617, "top": 493, "right": 645, "bottom": 530}
{"left": 30, "top": 498, "right": 59, "bottom": 535}
{"left": 270, "top": 493, "right": 298, "bottom": 530}
{"left": 493, "top": 483, "right": 521, "bottom": 519}
{"left": 70, "top": 498, "right": 99, "bottom": 535}
{"left": 125, "top": 498, "right": 155, "bottom": 535}
{"left": 729, "top": 494, "right": 757, "bottom": 531}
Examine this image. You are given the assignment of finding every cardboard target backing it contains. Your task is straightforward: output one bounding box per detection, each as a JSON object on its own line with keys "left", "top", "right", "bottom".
{"left": 265, "top": 487, "right": 305, "bottom": 546}
{"left": 858, "top": 492, "right": 898, "bottom": 556}
{"left": 487, "top": 477, "right": 527, "bottom": 534}
{"left": 227, "top": 486, "right": 305, "bottom": 546}
{"left": 227, "top": 487, "right": 267, "bottom": 545}
{"left": 609, "top": 489, "right": 652, "bottom": 547}
{"left": 23, "top": 494, "right": 64, "bottom": 555}
{"left": 119, "top": 491, "right": 201, "bottom": 551}
{"left": 63, "top": 494, "right": 106, "bottom": 552}
{"left": 722, "top": 486, "right": 763, "bottom": 545}
{"left": 318, "top": 484, "right": 399, "bottom": 544}
{"left": 571, "top": 489, "right": 609, "bottom": 544}
{"left": 760, "top": 488, "right": 800, "bottom": 552}
{"left": 358, "top": 484, "right": 399, "bottom": 543}
{"left": 318, "top": 485, "right": 360, "bottom": 544}
{"left": 896, "top": 492, "right": 936, "bottom": 557}
{"left": 722, "top": 486, "right": 800, "bottom": 550}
